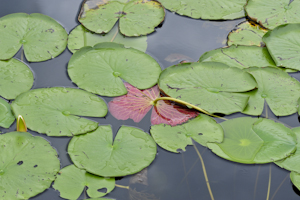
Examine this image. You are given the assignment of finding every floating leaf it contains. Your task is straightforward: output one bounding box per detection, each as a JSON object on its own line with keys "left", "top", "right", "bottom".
{"left": 0, "top": 98, "right": 14, "bottom": 128}
{"left": 53, "top": 165, "right": 115, "bottom": 199}
{"left": 108, "top": 83, "right": 198, "bottom": 126}
{"left": 199, "top": 45, "right": 276, "bottom": 69}
{"left": 11, "top": 87, "right": 107, "bottom": 136}
{"left": 0, "top": 13, "right": 67, "bottom": 61}
{"left": 227, "top": 21, "right": 268, "bottom": 46}
{"left": 79, "top": 0, "right": 165, "bottom": 36}
{"left": 158, "top": 62, "right": 257, "bottom": 115}
{"left": 263, "top": 24, "right": 300, "bottom": 71}
{"left": 0, "top": 59, "right": 34, "bottom": 100}
{"left": 0, "top": 131, "right": 60, "bottom": 199}
{"left": 68, "top": 45, "right": 161, "bottom": 97}
{"left": 158, "top": 0, "right": 247, "bottom": 20}
{"left": 68, "top": 24, "right": 147, "bottom": 53}
{"left": 242, "top": 67, "right": 300, "bottom": 116}
{"left": 291, "top": 171, "right": 300, "bottom": 191}
{"left": 245, "top": 0, "right": 300, "bottom": 30}
{"left": 150, "top": 114, "right": 223, "bottom": 153}
{"left": 275, "top": 127, "right": 300, "bottom": 173}
{"left": 68, "top": 125, "right": 157, "bottom": 177}
{"left": 207, "top": 117, "right": 297, "bottom": 164}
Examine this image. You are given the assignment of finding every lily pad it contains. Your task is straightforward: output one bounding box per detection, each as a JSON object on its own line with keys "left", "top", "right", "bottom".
{"left": 78, "top": 0, "right": 165, "bottom": 36}
{"left": 242, "top": 67, "right": 300, "bottom": 116}
{"left": 275, "top": 127, "right": 300, "bottom": 173}
{"left": 0, "top": 59, "right": 34, "bottom": 100}
{"left": 108, "top": 83, "right": 198, "bottom": 126}
{"left": 53, "top": 165, "right": 115, "bottom": 199}
{"left": 245, "top": 0, "right": 300, "bottom": 30}
{"left": 0, "top": 131, "right": 60, "bottom": 199}
{"left": 158, "top": 0, "right": 247, "bottom": 20}
{"left": 207, "top": 117, "right": 297, "bottom": 164}
{"left": 199, "top": 45, "right": 276, "bottom": 69}
{"left": 68, "top": 24, "right": 147, "bottom": 53}
{"left": 0, "top": 13, "right": 67, "bottom": 62}
{"left": 68, "top": 125, "right": 157, "bottom": 177}
{"left": 158, "top": 62, "right": 257, "bottom": 115}
{"left": 68, "top": 46, "right": 161, "bottom": 97}
{"left": 263, "top": 24, "right": 300, "bottom": 71}
{"left": 150, "top": 114, "right": 223, "bottom": 153}
{"left": 291, "top": 171, "right": 300, "bottom": 191}
{"left": 227, "top": 21, "right": 268, "bottom": 46}
{"left": 0, "top": 98, "right": 15, "bottom": 128}
{"left": 11, "top": 87, "right": 108, "bottom": 136}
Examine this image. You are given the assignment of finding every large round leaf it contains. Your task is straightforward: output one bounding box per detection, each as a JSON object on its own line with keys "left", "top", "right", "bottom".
{"left": 68, "top": 125, "right": 157, "bottom": 177}
{"left": 263, "top": 24, "right": 300, "bottom": 71}
{"left": 0, "top": 59, "right": 34, "bottom": 100}
{"left": 158, "top": 62, "right": 257, "bottom": 115}
{"left": 0, "top": 13, "right": 67, "bottom": 62}
{"left": 53, "top": 165, "right": 115, "bottom": 199}
{"left": 275, "top": 127, "right": 300, "bottom": 173}
{"left": 227, "top": 21, "right": 268, "bottom": 47}
{"left": 68, "top": 46, "right": 161, "bottom": 97}
{"left": 68, "top": 24, "right": 147, "bottom": 53}
{"left": 158, "top": 0, "right": 247, "bottom": 20}
{"left": 78, "top": 0, "right": 165, "bottom": 36}
{"left": 11, "top": 87, "right": 108, "bottom": 136}
{"left": 150, "top": 114, "right": 223, "bottom": 153}
{"left": 0, "top": 131, "right": 60, "bottom": 199}
{"left": 0, "top": 98, "right": 15, "bottom": 128}
{"left": 199, "top": 45, "right": 276, "bottom": 69}
{"left": 242, "top": 67, "right": 300, "bottom": 116}
{"left": 207, "top": 117, "right": 297, "bottom": 164}
{"left": 245, "top": 0, "right": 300, "bottom": 30}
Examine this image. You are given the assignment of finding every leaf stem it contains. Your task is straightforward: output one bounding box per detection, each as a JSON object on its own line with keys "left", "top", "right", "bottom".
{"left": 266, "top": 164, "right": 272, "bottom": 200}
{"left": 110, "top": 26, "right": 119, "bottom": 42}
{"left": 153, "top": 97, "right": 227, "bottom": 120}
{"left": 193, "top": 142, "right": 214, "bottom": 200}
{"left": 115, "top": 184, "right": 130, "bottom": 189}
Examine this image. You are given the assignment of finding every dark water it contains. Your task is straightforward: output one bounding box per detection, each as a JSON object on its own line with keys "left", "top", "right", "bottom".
{"left": 1, "top": 0, "right": 300, "bottom": 200}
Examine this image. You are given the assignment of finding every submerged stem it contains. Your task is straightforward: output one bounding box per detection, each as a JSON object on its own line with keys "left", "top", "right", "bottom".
{"left": 110, "top": 26, "right": 119, "bottom": 42}
{"left": 193, "top": 142, "right": 215, "bottom": 200}
{"left": 115, "top": 184, "right": 130, "bottom": 189}
{"left": 153, "top": 97, "right": 227, "bottom": 120}
{"left": 266, "top": 165, "right": 272, "bottom": 200}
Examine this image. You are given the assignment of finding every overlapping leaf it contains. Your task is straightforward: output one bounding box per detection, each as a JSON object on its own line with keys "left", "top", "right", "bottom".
{"left": 109, "top": 83, "right": 198, "bottom": 126}
{"left": 68, "top": 125, "right": 157, "bottom": 177}
{"left": 158, "top": 0, "right": 247, "bottom": 20}
{"left": 53, "top": 165, "right": 115, "bottom": 199}
{"left": 158, "top": 62, "right": 257, "bottom": 115}
{"left": 11, "top": 87, "right": 108, "bottom": 136}
{"left": 0, "top": 59, "right": 34, "bottom": 100}
{"left": 207, "top": 117, "right": 297, "bottom": 164}
{"left": 0, "top": 98, "right": 15, "bottom": 128}
{"left": 79, "top": 0, "right": 165, "bottom": 36}
{"left": 0, "top": 132, "right": 60, "bottom": 199}
{"left": 0, "top": 13, "right": 67, "bottom": 61}
{"left": 242, "top": 67, "right": 300, "bottom": 116}
{"left": 68, "top": 24, "right": 147, "bottom": 53}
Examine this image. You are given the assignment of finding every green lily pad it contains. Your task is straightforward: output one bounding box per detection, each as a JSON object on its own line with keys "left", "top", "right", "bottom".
{"left": 53, "top": 165, "right": 115, "bottom": 199}
{"left": 0, "top": 13, "right": 67, "bottom": 62}
{"left": 263, "top": 24, "right": 300, "bottom": 71}
{"left": 158, "top": 62, "right": 257, "bottom": 115}
{"left": 0, "top": 131, "right": 60, "bottom": 199}
{"left": 0, "top": 59, "right": 34, "bottom": 100}
{"left": 199, "top": 45, "right": 276, "bottom": 69}
{"left": 79, "top": 0, "right": 165, "bottom": 36}
{"left": 291, "top": 171, "right": 300, "bottom": 190}
{"left": 68, "top": 125, "right": 157, "bottom": 177}
{"left": 11, "top": 87, "right": 107, "bottom": 136}
{"left": 150, "top": 114, "right": 223, "bottom": 153}
{"left": 275, "top": 127, "right": 300, "bottom": 173}
{"left": 242, "top": 67, "right": 300, "bottom": 116}
{"left": 68, "top": 46, "right": 161, "bottom": 97}
{"left": 227, "top": 21, "right": 268, "bottom": 46}
{"left": 0, "top": 98, "right": 15, "bottom": 128}
{"left": 158, "top": 0, "right": 246, "bottom": 20}
{"left": 68, "top": 24, "right": 147, "bottom": 53}
{"left": 207, "top": 117, "right": 297, "bottom": 164}
{"left": 245, "top": 0, "right": 300, "bottom": 30}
